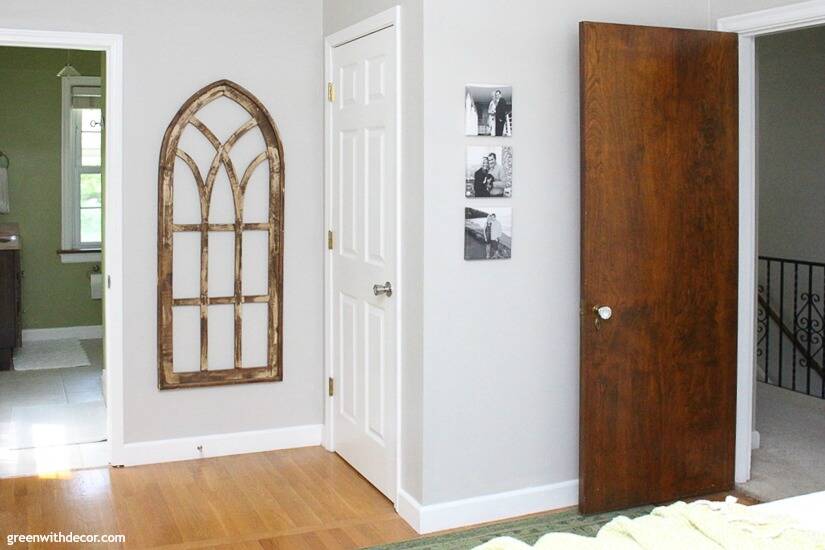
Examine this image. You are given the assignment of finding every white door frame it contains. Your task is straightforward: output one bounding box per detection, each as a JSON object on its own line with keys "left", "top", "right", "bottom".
{"left": 323, "top": 6, "right": 403, "bottom": 502}
{"left": 717, "top": 0, "right": 825, "bottom": 484}
{"left": 0, "top": 28, "right": 125, "bottom": 465}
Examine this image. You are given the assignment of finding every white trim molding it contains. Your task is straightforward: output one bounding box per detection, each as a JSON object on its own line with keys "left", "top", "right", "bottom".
{"left": 22, "top": 324, "right": 103, "bottom": 343}
{"left": 323, "top": 6, "right": 404, "bottom": 504}
{"left": 717, "top": 0, "right": 825, "bottom": 34}
{"left": 397, "top": 480, "right": 579, "bottom": 534}
{"left": 716, "top": 0, "right": 825, "bottom": 484}
{"left": 0, "top": 27, "right": 125, "bottom": 471}
{"left": 396, "top": 490, "right": 424, "bottom": 533}
{"left": 59, "top": 250, "right": 101, "bottom": 263}
{"left": 752, "top": 430, "right": 761, "bottom": 450}
{"left": 734, "top": 29, "right": 757, "bottom": 485}
{"left": 117, "top": 424, "right": 323, "bottom": 467}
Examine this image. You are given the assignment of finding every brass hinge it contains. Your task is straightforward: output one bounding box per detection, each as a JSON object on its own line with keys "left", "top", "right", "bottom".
{"left": 327, "top": 229, "right": 334, "bottom": 250}
{"left": 328, "top": 377, "right": 334, "bottom": 397}
{"left": 327, "top": 82, "right": 336, "bottom": 103}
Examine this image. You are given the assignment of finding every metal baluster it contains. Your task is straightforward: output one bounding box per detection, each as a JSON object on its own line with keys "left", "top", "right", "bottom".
{"left": 778, "top": 261, "right": 784, "bottom": 388}
{"left": 766, "top": 260, "right": 771, "bottom": 385}
{"left": 808, "top": 265, "right": 814, "bottom": 396}
{"left": 758, "top": 256, "right": 825, "bottom": 399}
{"left": 793, "top": 263, "right": 799, "bottom": 392}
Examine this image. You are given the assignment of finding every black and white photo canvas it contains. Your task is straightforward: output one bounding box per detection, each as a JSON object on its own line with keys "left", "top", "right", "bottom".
{"left": 465, "top": 145, "right": 512, "bottom": 198}
{"left": 464, "top": 207, "right": 512, "bottom": 261}
{"left": 465, "top": 84, "right": 512, "bottom": 136}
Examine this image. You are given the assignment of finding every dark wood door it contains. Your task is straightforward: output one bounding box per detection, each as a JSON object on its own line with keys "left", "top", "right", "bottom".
{"left": 579, "top": 22, "right": 739, "bottom": 514}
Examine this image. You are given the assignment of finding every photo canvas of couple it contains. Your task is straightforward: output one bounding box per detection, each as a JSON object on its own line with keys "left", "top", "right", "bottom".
{"left": 465, "top": 145, "right": 512, "bottom": 198}
{"left": 465, "top": 84, "right": 512, "bottom": 137}
{"left": 464, "top": 207, "right": 512, "bottom": 261}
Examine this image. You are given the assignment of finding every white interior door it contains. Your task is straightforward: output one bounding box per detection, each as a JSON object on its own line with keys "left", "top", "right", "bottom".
{"left": 330, "top": 25, "right": 397, "bottom": 500}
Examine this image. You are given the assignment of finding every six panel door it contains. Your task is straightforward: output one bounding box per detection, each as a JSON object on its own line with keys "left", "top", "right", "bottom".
{"left": 330, "top": 25, "right": 398, "bottom": 500}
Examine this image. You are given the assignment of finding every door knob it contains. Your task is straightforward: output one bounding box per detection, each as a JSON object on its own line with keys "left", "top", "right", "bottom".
{"left": 373, "top": 281, "right": 392, "bottom": 297}
{"left": 592, "top": 305, "right": 612, "bottom": 330}
{"left": 593, "top": 305, "right": 612, "bottom": 320}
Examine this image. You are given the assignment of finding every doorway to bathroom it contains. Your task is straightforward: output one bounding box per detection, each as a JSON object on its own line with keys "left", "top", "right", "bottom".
{"left": 0, "top": 44, "right": 108, "bottom": 477}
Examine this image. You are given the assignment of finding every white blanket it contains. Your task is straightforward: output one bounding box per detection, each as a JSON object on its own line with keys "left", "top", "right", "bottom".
{"left": 754, "top": 491, "right": 825, "bottom": 534}
{"left": 474, "top": 499, "right": 825, "bottom": 550}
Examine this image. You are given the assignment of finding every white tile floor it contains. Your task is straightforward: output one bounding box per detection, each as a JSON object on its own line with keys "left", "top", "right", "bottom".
{"left": 0, "top": 441, "right": 109, "bottom": 479}
{"left": 0, "top": 339, "right": 108, "bottom": 478}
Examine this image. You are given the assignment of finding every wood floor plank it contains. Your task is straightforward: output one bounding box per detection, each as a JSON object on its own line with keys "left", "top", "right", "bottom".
{"left": 0, "top": 447, "right": 412, "bottom": 549}
{"left": 0, "top": 446, "right": 758, "bottom": 549}
{"left": 201, "top": 543, "right": 265, "bottom": 550}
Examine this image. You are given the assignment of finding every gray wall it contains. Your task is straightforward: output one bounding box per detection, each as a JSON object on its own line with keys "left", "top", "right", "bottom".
{"left": 7, "top": 0, "right": 801, "bottom": 510}
{"left": 757, "top": 25, "right": 825, "bottom": 263}
{"left": 711, "top": 0, "right": 805, "bottom": 20}
{"left": 326, "top": 0, "right": 758, "bottom": 507}
{"left": 324, "top": 0, "right": 426, "bottom": 502}
{"left": 419, "top": 0, "right": 712, "bottom": 505}
{"left": 2, "top": 0, "right": 325, "bottom": 443}
{"left": 324, "top": 0, "right": 816, "bottom": 509}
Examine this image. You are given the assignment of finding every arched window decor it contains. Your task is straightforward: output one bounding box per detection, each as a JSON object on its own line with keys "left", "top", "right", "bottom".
{"left": 157, "top": 80, "right": 284, "bottom": 389}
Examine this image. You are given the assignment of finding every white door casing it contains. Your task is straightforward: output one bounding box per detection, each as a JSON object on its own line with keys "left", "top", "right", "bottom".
{"left": 0, "top": 27, "right": 124, "bottom": 466}
{"left": 328, "top": 24, "right": 398, "bottom": 500}
{"left": 717, "top": 0, "right": 825, "bottom": 484}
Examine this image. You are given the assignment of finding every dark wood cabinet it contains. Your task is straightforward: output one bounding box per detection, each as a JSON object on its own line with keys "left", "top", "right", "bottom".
{"left": 0, "top": 249, "right": 21, "bottom": 370}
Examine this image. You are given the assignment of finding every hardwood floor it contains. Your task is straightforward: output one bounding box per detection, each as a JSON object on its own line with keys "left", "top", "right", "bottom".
{"left": 0, "top": 446, "right": 416, "bottom": 549}
{"left": 0, "top": 445, "right": 758, "bottom": 549}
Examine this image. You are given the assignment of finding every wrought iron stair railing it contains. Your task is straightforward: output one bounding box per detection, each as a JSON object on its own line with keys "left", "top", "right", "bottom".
{"left": 758, "top": 256, "right": 825, "bottom": 399}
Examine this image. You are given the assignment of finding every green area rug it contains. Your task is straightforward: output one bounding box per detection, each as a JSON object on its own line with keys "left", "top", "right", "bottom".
{"left": 367, "top": 506, "right": 654, "bottom": 549}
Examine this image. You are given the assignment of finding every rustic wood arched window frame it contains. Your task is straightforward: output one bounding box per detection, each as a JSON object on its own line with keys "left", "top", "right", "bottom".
{"left": 157, "top": 80, "right": 284, "bottom": 389}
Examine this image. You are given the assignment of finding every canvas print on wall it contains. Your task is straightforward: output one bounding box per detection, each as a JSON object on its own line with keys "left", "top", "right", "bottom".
{"left": 464, "top": 207, "right": 512, "bottom": 260}
{"left": 466, "top": 145, "right": 512, "bottom": 198}
{"left": 465, "top": 84, "right": 512, "bottom": 137}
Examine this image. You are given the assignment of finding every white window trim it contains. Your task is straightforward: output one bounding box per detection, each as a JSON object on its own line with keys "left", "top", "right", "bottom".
{"left": 61, "top": 75, "right": 102, "bottom": 263}
{"left": 60, "top": 250, "right": 103, "bottom": 263}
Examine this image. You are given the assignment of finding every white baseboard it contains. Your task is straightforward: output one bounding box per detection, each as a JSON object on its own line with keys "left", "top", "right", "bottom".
{"left": 751, "top": 429, "right": 761, "bottom": 450}
{"left": 397, "top": 489, "right": 424, "bottom": 532}
{"left": 114, "top": 424, "right": 323, "bottom": 467}
{"left": 22, "top": 324, "right": 103, "bottom": 342}
{"left": 397, "top": 479, "right": 579, "bottom": 534}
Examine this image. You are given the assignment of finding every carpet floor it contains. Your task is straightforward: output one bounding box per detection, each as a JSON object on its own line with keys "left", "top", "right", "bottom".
{"left": 366, "top": 506, "right": 654, "bottom": 549}
{"left": 738, "top": 382, "right": 825, "bottom": 501}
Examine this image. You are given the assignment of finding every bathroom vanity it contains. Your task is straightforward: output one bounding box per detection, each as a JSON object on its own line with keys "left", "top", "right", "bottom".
{"left": 0, "top": 223, "right": 21, "bottom": 370}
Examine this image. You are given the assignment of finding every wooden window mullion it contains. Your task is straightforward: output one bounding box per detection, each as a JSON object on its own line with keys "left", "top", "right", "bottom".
{"left": 233, "top": 195, "right": 243, "bottom": 371}
{"left": 199, "top": 224, "right": 209, "bottom": 372}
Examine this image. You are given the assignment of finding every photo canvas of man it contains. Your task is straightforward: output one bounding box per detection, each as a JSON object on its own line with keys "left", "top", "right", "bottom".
{"left": 465, "top": 146, "right": 513, "bottom": 197}
{"left": 491, "top": 89, "right": 509, "bottom": 137}
{"left": 464, "top": 207, "right": 512, "bottom": 260}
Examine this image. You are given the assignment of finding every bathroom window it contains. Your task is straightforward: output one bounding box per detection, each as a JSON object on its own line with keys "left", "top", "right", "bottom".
{"left": 60, "top": 76, "right": 103, "bottom": 262}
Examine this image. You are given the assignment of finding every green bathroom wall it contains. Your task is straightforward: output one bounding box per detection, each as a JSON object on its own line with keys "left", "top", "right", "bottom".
{"left": 0, "top": 47, "right": 104, "bottom": 329}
